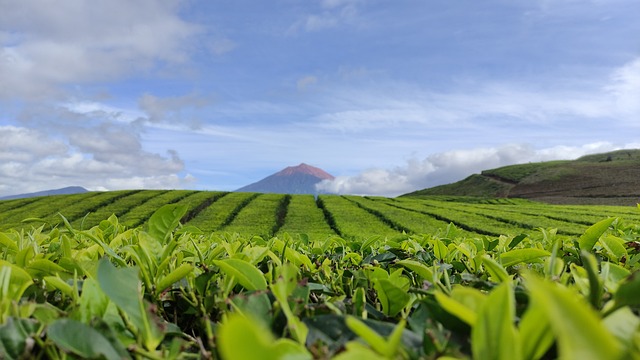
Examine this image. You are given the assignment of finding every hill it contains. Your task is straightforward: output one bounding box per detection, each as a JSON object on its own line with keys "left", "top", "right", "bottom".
{"left": 0, "top": 186, "right": 88, "bottom": 200}
{"left": 235, "top": 163, "right": 334, "bottom": 194}
{"left": 403, "top": 149, "right": 640, "bottom": 205}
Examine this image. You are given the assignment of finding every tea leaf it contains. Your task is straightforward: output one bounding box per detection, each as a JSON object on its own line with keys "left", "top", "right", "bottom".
{"left": 499, "top": 248, "right": 550, "bottom": 268}
{"left": 526, "top": 274, "right": 622, "bottom": 360}
{"left": 599, "top": 235, "right": 628, "bottom": 262}
{"left": 603, "top": 306, "right": 640, "bottom": 351}
{"left": 43, "top": 276, "right": 75, "bottom": 299}
{"left": 155, "top": 263, "right": 193, "bottom": 295}
{"left": 396, "top": 259, "right": 435, "bottom": 282}
{"left": 213, "top": 258, "right": 267, "bottom": 291}
{"left": 612, "top": 271, "right": 640, "bottom": 310}
{"left": 471, "top": 281, "right": 520, "bottom": 360}
{"left": 97, "top": 258, "right": 164, "bottom": 351}
{"left": 218, "top": 314, "right": 311, "bottom": 360}
{"left": 147, "top": 204, "right": 189, "bottom": 244}
{"left": 434, "top": 290, "right": 479, "bottom": 326}
{"left": 27, "top": 259, "right": 68, "bottom": 277}
{"left": 0, "top": 317, "right": 37, "bottom": 359}
{"left": 482, "top": 256, "right": 510, "bottom": 283}
{"left": 345, "top": 316, "right": 387, "bottom": 355}
{"left": 373, "top": 278, "right": 410, "bottom": 317}
{"left": 0, "top": 233, "right": 18, "bottom": 254}
{"left": 578, "top": 217, "right": 616, "bottom": 251}
{"left": 48, "top": 319, "right": 128, "bottom": 360}
{"left": 519, "top": 298, "right": 554, "bottom": 360}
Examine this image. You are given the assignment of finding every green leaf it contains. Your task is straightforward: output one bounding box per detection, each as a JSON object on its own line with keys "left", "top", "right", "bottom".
{"left": 270, "top": 263, "right": 308, "bottom": 344}
{"left": 578, "top": 217, "right": 616, "bottom": 251}
{"left": 230, "top": 291, "right": 273, "bottom": 327}
{"left": 601, "top": 262, "right": 630, "bottom": 293}
{"left": 482, "top": 256, "right": 510, "bottom": 283}
{"left": 78, "top": 278, "right": 109, "bottom": 323}
{"left": 396, "top": 259, "right": 434, "bottom": 282}
{"left": 353, "top": 287, "right": 366, "bottom": 317}
{"left": 0, "top": 317, "right": 37, "bottom": 360}
{"left": 603, "top": 306, "right": 640, "bottom": 351}
{"left": 580, "top": 251, "right": 603, "bottom": 309}
{"left": 26, "top": 259, "right": 68, "bottom": 277}
{"left": 146, "top": 204, "right": 189, "bottom": 244}
{"left": 97, "top": 258, "right": 164, "bottom": 351}
{"left": 599, "top": 235, "right": 628, "bottom": 262}
{"left": 97, "top": 259, "right": 144, "bottom": 327}
{"left": 213, "top": 258, "right": 267, "bottom": 291}
{"left": 434, "top": 290, "right": 480, "bottom": 326}
{"left": 525, "top": 274, "right": 622, "bottom": 360}
{"left": 47, "top": 319, "right": 128, "bottom": 360}
{"left": 499, "top": 248, "right": 550, "bottom": 268}
{"left": 612, "top": 271, "right": 640, "bottom": 310}
{"left": 43, "top": 276, "right": 75, "bottom": 299}
{"left": 0, "top": 264, "right": 34, "bottom": 304}
{"left": 471, "top": 281, "right": 520, "bottom": 360}
{"left": 385, "top": 319, "right": 407, "bottom": 358}
{"left": 218, "top": 314, "right": 311, "bottom": 360}
{"left": 333, "top": 341, "right": 387, "bottom": 360}
{"left": 519, "top": 298, "right": 554, "bottom": 360}
{"left": 0, "top": 233, "right": 18, "bottom": 254}
{"left": 345, "top": 316, "right": 387, "bottom": 355}
{"left": 155, "top": 263, "right": 193, "bottom": 295}
{"left": 373, "top": 278, "right": 410, "bottom": 317}
{"left": 15, "top": 246, "right": 35, "bottom": 268}
{"left": 432, "top": 238, "right": 449, "bottom": 260}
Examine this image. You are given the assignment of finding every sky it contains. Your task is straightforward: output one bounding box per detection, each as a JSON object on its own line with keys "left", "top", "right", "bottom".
{"left": 1, "top": 0, "right": 640, "bottom": 198}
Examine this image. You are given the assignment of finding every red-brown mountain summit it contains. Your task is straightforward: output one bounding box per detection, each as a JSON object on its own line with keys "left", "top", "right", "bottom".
{"left": 235, "top": 163, "right": 334, "bottom": 194}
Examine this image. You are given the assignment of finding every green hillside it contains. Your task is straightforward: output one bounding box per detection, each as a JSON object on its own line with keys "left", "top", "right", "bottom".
{"left": 2, "top": 189, "right": 640, "bottom": 240}
{"left": 404, "top": 149, "right": 640, "bottom": 205}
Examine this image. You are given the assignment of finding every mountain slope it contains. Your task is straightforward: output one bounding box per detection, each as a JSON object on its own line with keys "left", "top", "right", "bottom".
{"left": 0, "top": 186, "right": 89, "bottom": 200}
{"left": 403, "top": 149, "right": 640, "bottom": 205}
{"left": 236, "top": 163, "right": 334, "bottom": 194}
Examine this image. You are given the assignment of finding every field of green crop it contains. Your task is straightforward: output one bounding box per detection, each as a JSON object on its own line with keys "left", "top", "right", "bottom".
{"left": 2, "top": 190, "right": 640, "bottom": 240}
{"left": 1, "top": 191, "right": 640, "bottom": 358}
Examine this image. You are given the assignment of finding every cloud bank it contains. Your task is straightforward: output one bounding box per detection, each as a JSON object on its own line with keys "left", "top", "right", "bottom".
{"left": 316, "top": 142, "right": 639, "bottom": 197}
{"left": 0, "top": 0, "right": 199, "bottom": 100}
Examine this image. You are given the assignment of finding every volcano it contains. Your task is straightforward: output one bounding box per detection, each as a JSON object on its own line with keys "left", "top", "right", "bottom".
{"left": 235, "top": 163, "right": 334, "bottom": 194}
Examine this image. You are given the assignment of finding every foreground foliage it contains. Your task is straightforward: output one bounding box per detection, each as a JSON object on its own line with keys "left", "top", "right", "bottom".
{"left": 1, "top": 204, "right": 640, "bottom": 359}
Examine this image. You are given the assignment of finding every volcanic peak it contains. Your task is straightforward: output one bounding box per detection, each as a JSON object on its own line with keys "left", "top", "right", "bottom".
{"left": 276, "top": 163, "right": 334, "bottom": 180}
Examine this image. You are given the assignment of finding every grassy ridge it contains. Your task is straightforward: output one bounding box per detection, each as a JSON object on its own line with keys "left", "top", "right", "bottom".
{"left": 405, "top": 149, "right": 640, "bottom": 205}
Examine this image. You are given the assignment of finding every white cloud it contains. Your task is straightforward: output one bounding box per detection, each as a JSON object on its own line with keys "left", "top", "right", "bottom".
{"left": 137, "top": 93, "right": 210, "bottom": 126}
{"left": 208, "top": 37, "right": 237, "bottom": 56}
{"left": 0, "top": 114, "right": 189, "bottom": 197}
{"left": 321, "top": 0, "right": 362, "bottom": 9}
{"left": 289, "top": 0, "right": 361, "bottom": 33}
{"left": 303, "top": 56, "right": 640, "bottom": 135}
{"left": 316, "top": 142, "right": 635, "bottom": 196}
{"left": 297, "top": 75, "right": 318, "bottom": 91}
{"left": 0, "top": 0, "right": 200, "bottom": 99}
{"left": 606, "top": 57, "right": 640, "bottom": 117}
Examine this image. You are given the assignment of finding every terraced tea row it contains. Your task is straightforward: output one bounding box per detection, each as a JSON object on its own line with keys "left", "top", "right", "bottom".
{"left": 0, "top": 190, "right": 638, "bottom": 240}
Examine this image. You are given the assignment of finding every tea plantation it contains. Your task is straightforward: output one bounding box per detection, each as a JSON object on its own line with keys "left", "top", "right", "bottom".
{"left": 0, "top": 191, "right": 639, "bottom": 359}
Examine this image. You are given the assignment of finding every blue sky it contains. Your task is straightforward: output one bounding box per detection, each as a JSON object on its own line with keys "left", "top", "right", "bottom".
{"left": 1, "top": 0, "right": 639, "bottom": 197}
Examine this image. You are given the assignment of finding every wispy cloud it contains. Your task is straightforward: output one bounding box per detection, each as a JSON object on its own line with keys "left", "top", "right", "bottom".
{"left": 288, "top": 0, "right": 362, "bottom": 33}
{"left": 606, "top": 57, "right": 640, "bottom": 118}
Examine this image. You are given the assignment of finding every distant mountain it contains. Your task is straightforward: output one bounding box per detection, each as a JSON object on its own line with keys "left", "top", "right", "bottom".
{"left": 236, "top": 163, "right": 334, "bottom": 194}
{"left": 0, "top": 186, "right": 89, "bottom": 200}
{"left": 402, "top": 149, "right": 640, "bottom": 206}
